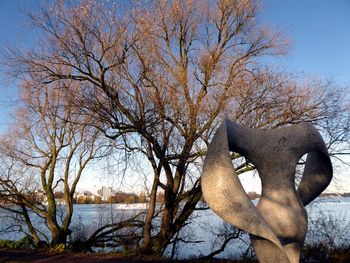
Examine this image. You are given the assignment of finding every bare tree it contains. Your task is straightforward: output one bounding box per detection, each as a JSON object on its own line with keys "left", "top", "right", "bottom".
{"left": 2, "top": 0, "right": 349, "bottom": 255}
{"left": 0, "top": 81, "right": 110, "bottom": 246}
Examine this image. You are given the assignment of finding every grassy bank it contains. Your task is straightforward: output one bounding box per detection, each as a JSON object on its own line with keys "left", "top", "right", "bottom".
{"left": 1, "top": 245, "right": 350, "bottom": 263}
{"left": 1, "top": 236, "right": 350, "bottom": 263}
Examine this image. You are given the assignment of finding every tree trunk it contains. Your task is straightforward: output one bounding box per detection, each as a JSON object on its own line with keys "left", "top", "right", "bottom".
{"left": 151, "top": 186, "right": 202, "bottom": 255}
{"left": 46, "top": 192, "right": 66, "bottom": 246}
{"left": 142, "top": 175, "right": 159, "bottom": 253}
{"left": 61, "top": 191, "right": 74, "bottom": 239}
{"left": 20, "top": 205, "right": 41, "bottom": 245}
{"left": 152, "top": 188, "right": 176, "bottom": 255}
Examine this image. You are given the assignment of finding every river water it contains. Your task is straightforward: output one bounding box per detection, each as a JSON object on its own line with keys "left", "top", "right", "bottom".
{"left": 0, "top": 197, "right": 349, "bottom": 259}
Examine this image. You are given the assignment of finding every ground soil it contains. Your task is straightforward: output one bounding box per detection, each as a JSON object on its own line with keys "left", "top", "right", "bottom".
{"left": 0, "top": 249, "right": 240, "bottom": 263}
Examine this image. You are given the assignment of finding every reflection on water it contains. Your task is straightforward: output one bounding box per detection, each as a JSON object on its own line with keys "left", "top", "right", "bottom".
{"left": 0, "top": 203, "right": 148, "bottom": 241}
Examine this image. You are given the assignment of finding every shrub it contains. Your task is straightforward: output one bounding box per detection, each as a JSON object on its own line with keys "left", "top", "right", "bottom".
{"left": 0, "top": 236, "right": 34, "bottom": 249}
{"left": 302, "top": 209, "right": 350, "bottom": 262}
{"left": 49, "top": 243, "right": 66, "bottom": 253}
{"left": 302, "top": 244, "right": 350, "bottom": 263}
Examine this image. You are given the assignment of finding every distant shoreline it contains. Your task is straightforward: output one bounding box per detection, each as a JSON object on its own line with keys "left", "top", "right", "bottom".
{"left": 1, "top": 194, "right": 349, "bottom": 206}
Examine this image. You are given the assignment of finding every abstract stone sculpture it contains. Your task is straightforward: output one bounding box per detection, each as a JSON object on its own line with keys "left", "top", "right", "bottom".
{"left": 201, "top": 119, "right": 333, "bottom": 263}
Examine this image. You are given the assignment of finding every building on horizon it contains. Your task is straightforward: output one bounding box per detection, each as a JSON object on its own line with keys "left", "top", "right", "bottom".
{"left": 97, "top": 186, "right": 115, "bottom": 200}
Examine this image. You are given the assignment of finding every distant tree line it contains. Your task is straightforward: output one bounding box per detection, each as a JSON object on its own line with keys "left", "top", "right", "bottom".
{"left": 107, "top": 191, "right": 147, "bottom": 204}
{"left": 73, "top": 191, "right": 148, "bottom": 204}
{"left": 51, "top": 191, "right": 149, "bottom": 204}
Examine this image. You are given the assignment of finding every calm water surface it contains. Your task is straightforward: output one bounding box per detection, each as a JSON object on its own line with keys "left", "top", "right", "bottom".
{"left": 1, "top": 197, "right": 349, "bottom": 259}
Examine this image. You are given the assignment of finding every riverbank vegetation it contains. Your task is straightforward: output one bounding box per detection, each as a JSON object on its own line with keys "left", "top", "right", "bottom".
{"left": 0, "top": 242, "right": 350, "bottom": 263}
{"left": 0, "top": 0, "right": 349, "bottom": 260}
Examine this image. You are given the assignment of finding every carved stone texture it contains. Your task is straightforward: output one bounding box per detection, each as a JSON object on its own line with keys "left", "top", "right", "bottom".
{"left": 201, "top": 119, "right": 333, "bottom": 263}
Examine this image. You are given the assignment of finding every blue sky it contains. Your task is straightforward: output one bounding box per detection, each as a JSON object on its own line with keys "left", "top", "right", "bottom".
{"left": 0, "top": 0, "right": 34, "bottom": 131}
{"left": 0, "top": 0, "right": 349, "bottom": 192}
{"left": 260, "top": 0, "right": 350, "bottom": 84}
